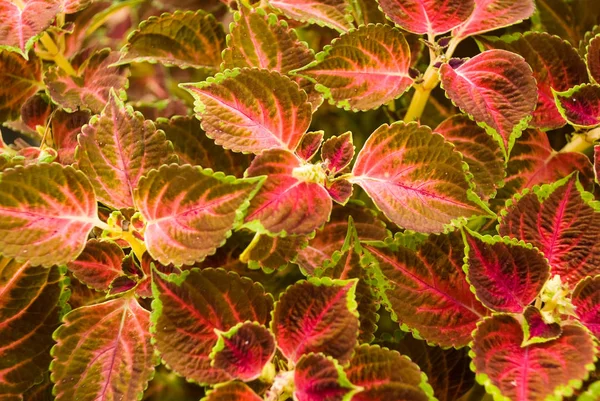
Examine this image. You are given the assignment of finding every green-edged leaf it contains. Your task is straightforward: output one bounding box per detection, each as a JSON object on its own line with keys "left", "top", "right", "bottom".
{"left": 211, "top": 322, "right": 275, "bottom": 382}
{"left": 182, "top": 68, "right": 312, "bottom": 154}
{"left": 294, "top": 353, "right": 357, "bottom": 401}
{"left": 434, "top": 115, "right": 504, "bottom": 201}
{"left": 587, "top": 34, "right": 600, "bottom": 84}
{"left": 0, "top": 163, "right": 98, "bottom": 267}
{"left": 272, "top": 277, "right": 359, "bottom": 364}
{"left": 596, "top": 145, "right": 600, "bottom": 184}
{"left": 0, "top": 258, "right": 65, "bottom": 399}
{"left": 471, "top": 314, "right": 596, "bottom": 401}
{"left": 201, "top": 381, "right": 262, "bottom": 401}
{"left": 51, "top": 109, "right": 91, "bottom": 165}
{"left": 522, "top": 306, "right": 562, "bottom": 345}
{"left": 440, "top": 50, "right": 537, "bottom": 154}
{"left": 45, "top": 49, "right": 129, "bottom": 114}
{"left": 268, "top": 0, "right": 355, "bottom": 33}
{"left": 75, "top": 91, "right": 175, "bottom": 210}
{"left": 553, "top": 84, "right": 600, "bottom": 128}
{"left": 321, "top": 131, "right": 354, "bottom": 175}
{"left": 134, "top": 164, "right": 263, "bottom": 266}
{"left": 51, "top": 297, "right": 156, "bottom": 401}
{"left": 239, "top": 233, "right": 308, "bottom": 273}
{"left": 364, "top": 231, "right": 487, "bottom": 347}
{"left": 155, "top": 116, "right": 252, "bottom": 178}
{"left": 297, "top": 131, "right": 324, "bottom": 162}
{"left": 572, "top": 276, "right": 600, "bottom": 338}
{"left": 351, "top": 122, "right": 483, "bottom": 233}
{"left": 499, "top": 175, "right": 600, "bottom": 285}
{"left": 243, "top": 149, "right": 332, "bottom": 236}
{"left": 294, "top": 24, "right": 412, "bottom": 111}
{"left": 66, "top": 239, "right": 124, "bottom": 291}
{"left": 534, "top": 0, "right": 600, "bottom": 48}
{"left": 116, "top": 10, "right": 225, "bottom": 70}
{"left": 464, "top": 232, "right": 550, "bottom": 313}
{"left": 326, "top": 179, "right": 353, "bottom": 205}
{"left": 0, "top": 50, "right": 42, "bottom": 121}
{"left": 151, "top": 268, "right": 274, "bottom": 385}
{"left": 345, "top": 344, "right": 432, "bottom": 401}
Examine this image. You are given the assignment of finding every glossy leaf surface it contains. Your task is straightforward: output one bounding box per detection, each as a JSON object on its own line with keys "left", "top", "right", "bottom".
{"left": 554, "top": 84, "right": 600, "bottom": 128}
{"left": 294, "top": 353, "right": 356, "bottom": 401}
{"left": 0, "top": 50, "right": 42, "bottom": 121}
{"left": 452, "top": 0, "right": 535, "bottom": 39}
{"left": 572, "top": 276, "right": 600, "bottom": 338}
{"left": 269, "top": 0, "right": 354, "bottom": 33}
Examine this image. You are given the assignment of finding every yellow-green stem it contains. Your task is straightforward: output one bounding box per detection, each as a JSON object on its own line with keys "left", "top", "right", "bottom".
{"left": 39, "top": 33, "right": 77, "bottom": 76}
{"left": 560, "top": 127, "right": 600, "bottom": 153}
{"left": 122, "top": 230, "right": 147, "bottom": 261}
{"left": 403, "top": 66, "right": 440, "bottom": 122}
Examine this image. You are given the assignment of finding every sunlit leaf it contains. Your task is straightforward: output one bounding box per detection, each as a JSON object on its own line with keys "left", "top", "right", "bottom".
{"left": 51, "top": 297, "right": 156, "bottom": 401}
{"left": 239, "top": 233, "right": 308, "bottom": 273}
{"left": 587, "top": 34, "right": 600, "bottom": 84}
{"left": 0, "top": 50, "right": 42, "bottom": 121}
{"left": 66, "top": 239, "right": 124, "bottom": 291}
{"left": 321, "top": 131, "right": 354, "bottom": 175}
{"left": 572, "top": 276, "right": 600, "bottom": 338}
{"left": 522, "top": 306, "right": 562, "bottom": 345}
{"left": 134, "top": 164, "right": 263, "bottom": 266}
{"left": 151, "top": 268, "right": 273, "bottom": 385}
{"left": 268, "top": 0, "right": 355, "bottom": 33}
{"left": 202, "top": 381, "right": 262, "bottom": 401}
{"left": 326, "top": 179, "right": 353, "bottom": 205}
{"left": 294, "top": 353, "right": 357, "bottom": 401}
{"left": 553, "top": 84, "right": 600, "bottom": 128}
{"left": 452, "top": 0, "right": 535, "bottom": 39}
{"left": 296, "top": 131, "right": 324, "bottom": 162}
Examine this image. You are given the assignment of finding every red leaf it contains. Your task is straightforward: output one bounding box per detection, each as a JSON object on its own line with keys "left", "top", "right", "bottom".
{"left": 321, "top": 132, "right": 354, "bottom": 175}
{"left": 21, "top": 93, "right": 52, "bottom": 131}
{"left": 326, "top": 179, "right": 353, "bottom": 205}
{"left": 596, "top": 145, "right": 600, "bottom": 184}
{"left": 0, "top": 50, "right": 42, "bottom": 121}
{"left": 268, "top": 0, "right": 355, "bottom": 33}
{"left": 588, "top": 34, "right": 600, "bottom": 84}
{"left": 471, "top": 315, "right": 596, "bottom": 401}
{"left": 554, "top": 84, "right": 600, "bottom": 128}
{"left": 202, "top": 381, "right": 262, "bottom": 401}
{"left": 452, "top": 0, "right": 535, "bottom": 39}
{"left": 296, "top": 131, "right": 324, "bottom": 162}
{"left": 239, "top": 233, "right": 308, "bottom": 273}
{"left": 67, "top": 239, "right": 125, "bottom": 291}
{"left": 294, "top": 353, "right": 356, "bottom": 401}
{"left": 572, "top": 276, "right": 600, "bottom": 338}
{"left": 51, "top": 109, "right": 91, "bottom": 165}
{"left": 522, "top": 306, "right": 562, "bottom": 345}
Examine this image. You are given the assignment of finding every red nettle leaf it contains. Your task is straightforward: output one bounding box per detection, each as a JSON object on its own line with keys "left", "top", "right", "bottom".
{"left": 596, "top": 145, "right": 600, "bottom": 184}
{"left": 498, "top": 175, "right": 600, "bottom": 285}
{"left": 0, "top": 0, "right": 61, "bottom": 57}
{"left": 588, "top": 34, "right": 600, "bottom": 84}
{"left": 0, "top": 163, "right": 98, "bottom": 267}
{"left": 464, "top": 232, "right": 550, "bottom": 313}
{"left": 151, "top": 268, "right": 273, "bottom": 385}
{"left": 479, "top": 32, "right": 589, "bottom": 130}
{"left": 0, "top": 50, "right": 42, "bottom": 121}
{"left": 440, "top": 49, "right": 537, "bottom": 154}
{"left": 20, "top": 93, "right": 51, "bottom": 132}
{"left": 377, "top": 0, "right": 474, "bottom": 35}
{"left": 296, "top": 131, "right": 324, "bottom": 162}
{"left": 471, "top": 314, "right": 596, "bottom": 401}
{"left": 271, "top": 277, "right": 359, "bottom": 364}
{"left": 294, "top": 353, "right": 357, "bottom": 401}
{"left": 326, "top": 179, "right": 353, "bottom": 205}
{"left": 67, "top": 239, "right": 125, "bottom": 291}
{"left": 553, "top": 84, "right": 600, "bottom": 128}
{"left": 434, "top": 115, "right": 504, "bottom": 201}
{"left": 351, "top": 122, "right": 483, "bottom": 233}
{"left": 0, "top": 258, "right": 65, "bottom": 399}
{"left": 115, "top": 10, "right": 225, "bottom": 70}
{"left": 345, "top": 344, "right": 433, "bottom": 401}
{"left": 210, "top": 322, "right": 275, "bottom": 382}
{"left": 364, "top": 231, "right": 487, "bottom": 347}
{"left": 182, "top": 68, "right": 312, "bottom": 154}
{"left": 51, "top": 297, "right": 156, "bottom": 401}
{"left": 134, "top": 164, "right": 263, "bottom": 266}
{"left": 268, "top": 0, "right": 355, "bottom": 33}
{"left": 522, "top": 306, "right": 562, "bottom": 345}
{"left": 572, "top": 276, "right": 600, "bottom": 338}
{"left": 321, "top": 131, "right": 354, "bottom": 175}
{"left": 452, "top": 0, "right": 536, "bottom": 40}
{"left": 294, "top": 24, "right": 413, "bottom": 111}
{"left": 239, "top": 233, "right": 308, "bottom": 273}
{"left": 51, "top": 109, "right": 91, "bottom": 165}
{"left": 45, "top": 49, "right": 129, "bottom": 114}
{"left": 202, "top": 381, "right": 262, "bottom": 401}
{"left": 244, "top": 149, "right": 332, "bottom": 236}
{"left": 76, "top": 91, "right": 176, "bottom": 210}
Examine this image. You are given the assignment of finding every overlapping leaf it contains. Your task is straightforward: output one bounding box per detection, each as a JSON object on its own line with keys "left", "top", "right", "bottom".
{"left": 134, "top": 164, "right": 262, "bottom": 266}
{"left": 535, "top": 0, "right": 600, "bottom": 48}
{"left": 0, "top": 50, "right": 42, "bottom": 121}
{"left": 553, "top": 84, "right": 600, "bottom": 128}
{"left": 151, "top": 268, "right": 273, "bottom": 385}
{"left": 51, "top": 109, "right": 91, "bottom": 165}
{"left": 587, "top": 34, "right": 600, "bottom": 84}
{"left": 271, "top": 277, "right": 359, "bottom": 364}
{"left": 522, "top": 306, "right": 562, "bottom": 345}
{"left": 182, "top": 69, "right": 312, "bottom": 154}
{"left": 351, "top": 122, "right": 483, "bottom": 233}
{"left": 116, "top": 10, "right": 225, "bottom": 69}
{"left": 295, "top": 24, "right": 413, "bottom": 111}
{"left": 0, "top": 258, "right": 65, "bottom": 399}
{"left": 294, "top": 353, "right": 356, "bottom": 401}
{"left": 20, "top": 93, "right": 51, "bottom": 131}
{"left": 452, "top": 0, "right": 535, "bottom": 39}
{"left": 572, "top": 276, "right": 600, "bottom": 338}
{"left": 365, "top": 231, "right": 487, "bottom": 347}
{"left": 321, "top": 132, "right": 354, "bottom": 175}
{"left": 499, "top": 175, "right": 600, "bottom": 285}
{"left": 268, "top": 0, "right": 355, "bottom": 33}
{"left": 66, "top": 239, "right": 125, "bottom": 291}
{"left": 202, "top": 382, "right": 262, "bottom": 401}
{"left": 471, "top": 314, "right": 596, "bottom": 401}
{"left": 239, "top": 233, "right": 308, "bottom": 272}
{"left": 0, "top": 163, "right": 98, "bottom": 267}
{"left": 297, "top": 131, "right": 324, "bottom": 161}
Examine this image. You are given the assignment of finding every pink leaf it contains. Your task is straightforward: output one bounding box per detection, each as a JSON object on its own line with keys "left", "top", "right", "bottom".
{"left": 553, "top": 83, "right": 600, "bottom": 128}
{"left": 572, "top": 276, "right": 600, "bottom": 338}
{"left": 294, "top": 353, "right": 356, "bottom": 401}
{"left": 326, "top": 179, "right": 353, "bottom": 205}
{"left": 587, "top": 34, "right": 600, "bottom": 84}
{"left": 0, "top": 163, "right": 98, "bottom": 267}
{"left": 296, "top": 131, "right": 324, "bottom": 162}
{"left": 268, "top": 0, "right": 355, "bottom": 33}
{"left": 351, "top": 122, "right": 483, "bottom": 233}
{"left": 440, "top": 50, "right": 537, "bottom": 154}
{"left": 0, "top": 50, "right": 42, "bottom": 121}
{"left": 522, "top": 306, "right": 562, "bottom": 345}
{"left": 67, "top": 239, "right": 125, "bottom": 291}
{"left": 452, "top": 0, "right": 535, "bottom": 39}
{"left": 202, "top": 382, "right": 262, "bottom": 401}
{"left": 378, "top": 0, "right": 474, "bottom": 35}
{"left": 321, "top": 131, "right": 354, "bottom": 175}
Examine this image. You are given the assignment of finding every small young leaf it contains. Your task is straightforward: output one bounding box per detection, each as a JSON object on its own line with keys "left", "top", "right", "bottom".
{"left": 269, "top": 0, "right": 355, "bottom": 33}
{"left": 51, "top": 109, "right": 91, "bottom": 165}
{"left": 452, "top": 0, "right": 535, "bottom": 39}
{"left": 20, "top": 93, "right": 52, "bottom": 131}
{"left": 294, "top": 353, "right": 357, "bottom": 401}
{"left": 0, "top": 50, "right": 42, "bottom": 121}
{"left": 51, "top": 297, "right": 156, "bottom": 401}
{"left": 553, "top": 84, "right": 600, "bottom": 128}
{"left": 211, "top": 322, "right": 275, "bottom": 382}
{"left": 182, "top": 69, "right": 312, "bottom": 154}
{"left": 351, "top": 122, "right": 483, "bottom": 233}
{"left": 471, "top": 315, "right": 596, "bottom": 401}
{"left": 522, "top": 306, "right": 562, "bottom": 345}
{"left": 572, "top": 276, "right": 600, "bottom": 338}
{"left": 0, "top": 163, "right": 98, "bottom": 267}
{"left": 377, "top": 0, "right": 474, "bottom": 35}
{"left": 67, "top": 239, "right": 125, "bottom": 291}
{"left": 464, "top": 232, "right": 550, "bottom": 313}
{"left": 296, "top": 131, "right": 324, "bottom": 162}
{"left": 326, "top": 179, "right": 353, "bottom": 205}
{"left": 239, "top": 233, "right": 308, "bottom": 273}
{"left": 134, "top": 164, "right": 263, "bottom": 266}
{"left": 152, "top": 268, "right": 273, "bottom": 385}
{"left": 202, "top": 381, "right": 262, "bottom": 401}
{"left": 116, "top": 10, "right": 225, "bottom": 69}
{"left": 271, "top": 277, "right": 359, "bottom": 364}
{"left": 440, "top": 49, "right": 537, "bottom": 154}
{"left": 76, "top": 91, "right": 176, "bottom": 210}
{"left": 294, "top": 24, "right": 413, "bottom": 111}
{"left": 587, "top": 34, "right": 600, "bottom": 84}
{"left": 321, "top": 131, "right": 354, "bottom": 175}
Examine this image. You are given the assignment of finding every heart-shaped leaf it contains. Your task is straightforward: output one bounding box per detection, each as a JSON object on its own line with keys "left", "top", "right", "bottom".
{"left": 522, "top": 306, "right": 562, "bottom": 345}
{"left": 182, "top": 69, "right": 312, "bottom": 154}
{"left": 321, "top": 132, "right": 354, "bottom": 175}
{"left": 471, "top": 314, "right": 596, "bottom": 401}
{"left": 587, "top": 34, "right": 600, "bottom": 84}
{"left": 294, "top": 353, "right": 357, "bottom": 401}
{"left": 67, "top": 239, "right": 125, "bottom": 291}
{"left": 51, "top": 297, "right": 157, "bottom": 401}
{"left": 440, "top": 49, "right": 537, "bottom": 154}
{"left": 272, "top": 277, "right": 359, "bottom": 364}
{"left": 202, "top": 381, "right": 262, "bottom": 401}
{"left": 572, "top": 276, "right": 600, "bottom": 338}
{"left": 351, "top": 122, "right": 483, "bottom": 233}
{"left": 0, "top": 163, "right": 98, "bottom": 267}
{"left": 294, "top": 24, "right": 413, "bottom": 111}
{"left": 0, "top": 50, "right": 42, "bottom": 121}
{"left": 553, "top": 84, "right": 600, "bottom": 128}
{"left": 268, "top": 0, "right": 355, "bottom": 33}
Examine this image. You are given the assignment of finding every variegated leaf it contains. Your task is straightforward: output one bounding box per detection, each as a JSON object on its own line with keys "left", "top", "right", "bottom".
{"left": 0, "top": 50, "right": 42, "bottom": 121}
{"left": 452, "top": 0, "right": 535, "bottom": 39}
{"left": 553, "top": 84, "right": 600, "bottom": 128}
{"left": 268, "top": 0, "right": 355, "bottom": 33}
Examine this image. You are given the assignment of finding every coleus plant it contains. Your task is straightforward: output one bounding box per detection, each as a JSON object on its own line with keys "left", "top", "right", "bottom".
{"left": 1, "top": 0, "right": 600, "bottom": 400}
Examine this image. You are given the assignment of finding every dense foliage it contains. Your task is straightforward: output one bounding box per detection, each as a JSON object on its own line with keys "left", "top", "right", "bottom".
{"left": 0, "top": 0, "right": 599, "bottom": 400}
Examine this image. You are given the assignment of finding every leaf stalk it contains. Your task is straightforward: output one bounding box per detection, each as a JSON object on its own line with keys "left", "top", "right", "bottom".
{"left": 39, "top": 33, "right": 78, "bottom": 77}
{"left": 559, "top": 126, "right": 600, "bottom": 153}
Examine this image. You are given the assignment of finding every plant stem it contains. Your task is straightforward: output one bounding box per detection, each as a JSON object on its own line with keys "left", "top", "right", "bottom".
{"left": 121, "top": 230, "right": 147, "bottom": 261}
{"left": 560, "top": 126, "right": 600, "bottom": 153}
{"left": 39, "top": 33, "right": 77, "bottom": 76}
